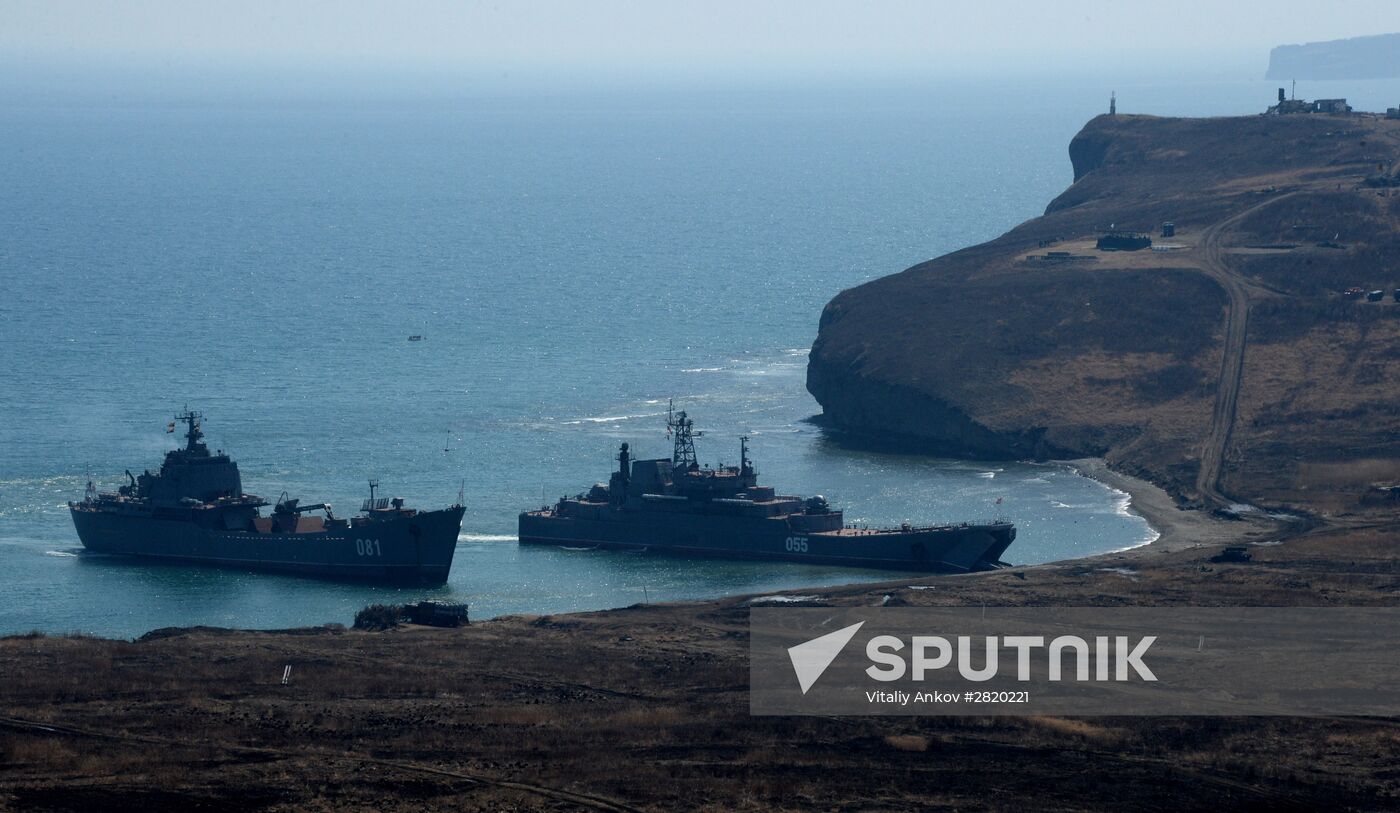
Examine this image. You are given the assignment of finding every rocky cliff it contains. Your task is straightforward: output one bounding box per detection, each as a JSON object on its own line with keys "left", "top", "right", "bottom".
{"left": 1266, "top": 33, "right": 1400, "bottom": 81}
{"left": 808, "top": 113, "right": 1400, "bottom": 511}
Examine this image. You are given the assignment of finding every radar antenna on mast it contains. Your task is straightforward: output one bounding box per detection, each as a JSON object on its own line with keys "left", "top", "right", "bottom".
{"left": 666, "top": 399, "right": 702, "bottom": 470}
{"left": 173, "top": 408, "right": 205, "bottom": 451}
{"left": 362, "top": 478, "right": 390, "bottom": 512}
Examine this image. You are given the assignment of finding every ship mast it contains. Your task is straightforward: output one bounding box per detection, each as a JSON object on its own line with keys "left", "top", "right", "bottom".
{"left": 617, "top": 442, "right": 631, "bottom": 484}
{"left": 666, "top": 399, "right": 702, "bottom": 470}
{"left": 175, "top": 409, "right": 205, "bottom": 451}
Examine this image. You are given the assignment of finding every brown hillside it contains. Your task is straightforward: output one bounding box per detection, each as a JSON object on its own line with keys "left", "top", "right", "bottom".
{"left": 808, "top": 112, "right": 1400, "bottom": 513}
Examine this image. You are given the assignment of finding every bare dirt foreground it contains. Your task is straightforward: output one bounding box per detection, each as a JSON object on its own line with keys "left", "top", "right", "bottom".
{"left": 4, "top": 494, "right": 1400, "bottom": 811}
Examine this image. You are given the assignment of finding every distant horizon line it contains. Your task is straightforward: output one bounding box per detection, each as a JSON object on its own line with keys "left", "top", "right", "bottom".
{"left": 0, "top": 47, "right": 1287, "bottom": 84}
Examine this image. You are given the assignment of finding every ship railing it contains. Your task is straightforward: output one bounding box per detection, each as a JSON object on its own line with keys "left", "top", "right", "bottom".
{"left": 840, "top": 520, "right": 1012, "bottom": 534}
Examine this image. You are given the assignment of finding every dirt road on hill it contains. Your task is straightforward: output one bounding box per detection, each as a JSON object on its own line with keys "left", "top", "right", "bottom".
{"left": 1192, "top": 193, "right": 1297, "bottom": 505}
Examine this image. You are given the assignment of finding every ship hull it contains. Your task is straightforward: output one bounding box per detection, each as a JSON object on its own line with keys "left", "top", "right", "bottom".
{"left": 71, "top": 505, "right": 464, "bottom": 585}
{"left": 519, "top": 511, "right": 1013, "bottom": 573}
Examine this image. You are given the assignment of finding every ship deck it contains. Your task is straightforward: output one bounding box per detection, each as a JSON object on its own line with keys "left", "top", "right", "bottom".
{"left": 816, "top": 522, "right": 1010, "bottom": 537}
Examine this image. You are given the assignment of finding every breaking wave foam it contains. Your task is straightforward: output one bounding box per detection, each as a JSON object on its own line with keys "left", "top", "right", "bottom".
{"left": 561, "top": 412, "right": 663, "bottom": 425}
{"left": 458, "top": 533, "right": 518, "bottom": 543}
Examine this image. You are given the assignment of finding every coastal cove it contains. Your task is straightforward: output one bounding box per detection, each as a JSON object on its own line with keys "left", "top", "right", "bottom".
{"left": 0, "top": 79, "right": 1176, "bottom": 638}
{"left": 6, "top": 76, "right": 1394, "bottom": 637}
{"left": 11, "top": 5, "right": 1400, "bottom": 808}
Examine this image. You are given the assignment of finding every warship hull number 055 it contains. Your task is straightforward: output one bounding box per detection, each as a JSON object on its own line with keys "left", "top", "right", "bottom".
{"left": 520, "top": 406, "right": 1015, "bottom": 572}
{"left": 70, "top": 411, "right": 465, "bottom": 584}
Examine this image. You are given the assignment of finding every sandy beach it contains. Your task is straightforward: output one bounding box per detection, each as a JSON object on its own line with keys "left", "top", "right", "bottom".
{"left": 1064, "top": 457, "right": 1284, "bottom": 554}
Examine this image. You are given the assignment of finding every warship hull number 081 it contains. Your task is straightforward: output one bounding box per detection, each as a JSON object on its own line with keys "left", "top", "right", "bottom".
{"left": 520, "top": 406, "right": 1015, "bottom": 572}
{"left": 70, "top": 411, "right": 465, "bottom": 584}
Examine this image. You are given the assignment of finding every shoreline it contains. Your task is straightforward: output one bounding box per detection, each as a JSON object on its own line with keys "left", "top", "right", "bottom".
{"left": 1058, "top": 457, "right": 1266, "bottom": 555}
{"left": 0, "top": 455, "right": 1280, "bottom": 642}
{"left": 6, "top": 522, "right": 1395, "bottom": 812}
{"left": 5, "top": 465, "right": 1396, "bottom": 811}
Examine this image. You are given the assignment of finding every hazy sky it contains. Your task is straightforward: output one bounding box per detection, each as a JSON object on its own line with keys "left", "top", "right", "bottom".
{"left": 4, "top": 1, "right": 1400, "bottom": 84}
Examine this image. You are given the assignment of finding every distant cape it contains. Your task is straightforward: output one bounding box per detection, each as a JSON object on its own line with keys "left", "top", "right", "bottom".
{"left": 1266, "top": 33, "right": 1400, "bottom": 80}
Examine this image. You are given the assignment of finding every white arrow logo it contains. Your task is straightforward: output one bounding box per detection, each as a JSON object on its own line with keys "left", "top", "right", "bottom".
{"left": 787, "top": 621, "right": 865, "bottom": 694}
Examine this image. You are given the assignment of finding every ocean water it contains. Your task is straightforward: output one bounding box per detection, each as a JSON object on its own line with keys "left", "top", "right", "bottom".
{"left": 4, "top": 75, "right": 1386, "bottom": 638}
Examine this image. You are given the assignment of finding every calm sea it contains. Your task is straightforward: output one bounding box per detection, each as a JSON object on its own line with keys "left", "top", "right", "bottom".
{"left": 4, "top": 75, "right": 1391, "bottom": 637}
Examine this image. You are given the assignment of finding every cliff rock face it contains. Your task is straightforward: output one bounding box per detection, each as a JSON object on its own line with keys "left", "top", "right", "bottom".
{"left": 1266, "top": 34, "right": 1400, "bottom": 81}
{"left": 808, "top": 114, "right": 1400, "bottom": 507}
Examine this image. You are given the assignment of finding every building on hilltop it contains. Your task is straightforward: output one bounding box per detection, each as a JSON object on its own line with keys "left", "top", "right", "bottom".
{"left": 1096, "top": 232, "right": 1152, "bottom": 252}
{"left": 1266, "top": 87, "right": 1352, "bottom": 115}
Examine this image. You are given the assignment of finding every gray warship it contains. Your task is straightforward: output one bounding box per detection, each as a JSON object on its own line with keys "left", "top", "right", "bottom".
{"left": 69, "top": 411, "right": 465, "bottom": 584}
{"left": 519, "top": 406, "right": 1015, "bottom": 572}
